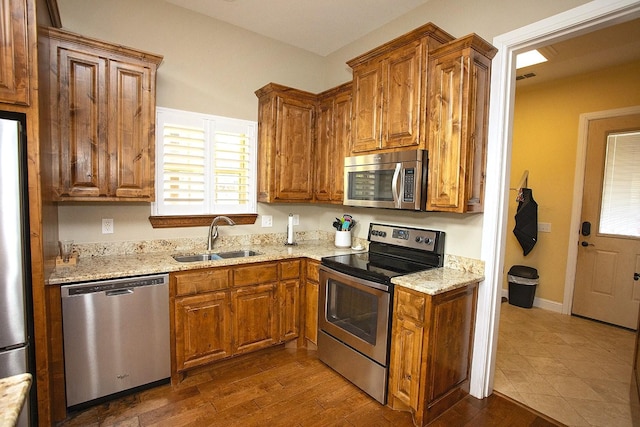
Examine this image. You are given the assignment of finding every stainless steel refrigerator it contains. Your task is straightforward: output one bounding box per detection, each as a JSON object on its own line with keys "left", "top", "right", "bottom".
{"left": 0, "top": 112, "right": 36, "bottom": 427}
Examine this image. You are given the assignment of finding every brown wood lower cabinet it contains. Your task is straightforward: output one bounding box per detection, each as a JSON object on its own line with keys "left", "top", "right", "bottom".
{"left": 174, "top": 291, "right": 232, "bottom": 371}
{"left": 304, "top": 260, "right": 320, "bottom": 345}
{"left": 232, "top": 283, "right": 279, "bottom": 355}
{"left": 388, "top": 283, "right": 478, "bottom": 426}
{"left": 170, "top": 260, "right": 301, "bottom": 383}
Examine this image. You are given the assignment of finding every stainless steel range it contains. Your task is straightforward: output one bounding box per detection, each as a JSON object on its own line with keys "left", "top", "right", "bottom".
{"left": 318, "top": 223, "right": 445, "bottom": 404}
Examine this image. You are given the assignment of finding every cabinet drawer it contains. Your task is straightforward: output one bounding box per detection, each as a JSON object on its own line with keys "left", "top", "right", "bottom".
{"left": 306, "top": 260, "right": 320, "bottom": 283}
{"left": 395, "top": 287, "right": 426, "bottom": 323}
{"left": 233, "top": 263, "right": 278, "bottom": 287}
{"left": 280, "top": 260, "right": 301, "bottom": 280}
{"left": 174, "top": 268, "right": 230, "bottom": 296}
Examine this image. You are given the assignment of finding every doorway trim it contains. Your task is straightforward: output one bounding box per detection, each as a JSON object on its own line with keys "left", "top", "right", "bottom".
{"left": 563, "top": 105, "right": 640, "bottom": 315}
{"left": 472, "top": 0, "right": 640, "bottom": 398}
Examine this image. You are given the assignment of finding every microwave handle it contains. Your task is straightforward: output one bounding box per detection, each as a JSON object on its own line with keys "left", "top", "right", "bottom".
{"left": 392, "top": 163, "right": 402, "bottom": 208}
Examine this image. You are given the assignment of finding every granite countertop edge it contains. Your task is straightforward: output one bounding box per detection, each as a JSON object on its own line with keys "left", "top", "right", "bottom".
{"left": 0, "top": 373, "right": 31, "bottom": 427}
{"left": 48, "top": 240, "right": 484, "bottom": 295}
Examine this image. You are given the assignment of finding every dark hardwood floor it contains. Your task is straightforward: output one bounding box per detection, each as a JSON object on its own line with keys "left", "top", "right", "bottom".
{"left": 56, "top": 345, "right": 565, "bottom": 426}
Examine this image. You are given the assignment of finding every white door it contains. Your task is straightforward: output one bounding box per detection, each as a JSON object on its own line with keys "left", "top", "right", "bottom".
{"left": 572, "top": 112, "right": 640, "bottom": 329}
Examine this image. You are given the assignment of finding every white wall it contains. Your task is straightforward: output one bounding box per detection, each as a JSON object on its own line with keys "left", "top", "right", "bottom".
{"left": 55, "top": 0, "right": 591, "bottom": 259}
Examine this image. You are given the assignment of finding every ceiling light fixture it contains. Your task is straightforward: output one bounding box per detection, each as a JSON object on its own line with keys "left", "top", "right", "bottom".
{"left": 516, "top": 49, "right": 548, "bottom": 69}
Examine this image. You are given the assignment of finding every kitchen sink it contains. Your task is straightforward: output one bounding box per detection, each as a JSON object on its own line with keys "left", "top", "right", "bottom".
{"left": 172, "top": 250, "right": 260, "bottom": 263}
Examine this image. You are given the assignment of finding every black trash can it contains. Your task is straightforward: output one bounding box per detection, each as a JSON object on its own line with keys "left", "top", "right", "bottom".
{"left": 508, "top": 265, "right": 539, "bottom": 308}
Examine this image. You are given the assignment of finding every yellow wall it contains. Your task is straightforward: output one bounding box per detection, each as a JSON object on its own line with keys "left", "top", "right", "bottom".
{"left": 505, "top": 60, "right": 640, "bottom": 304}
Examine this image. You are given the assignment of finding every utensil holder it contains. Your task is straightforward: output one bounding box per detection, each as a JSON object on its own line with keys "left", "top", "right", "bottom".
{"left": 334, "top": 230, "right": 352, "bottom": 248}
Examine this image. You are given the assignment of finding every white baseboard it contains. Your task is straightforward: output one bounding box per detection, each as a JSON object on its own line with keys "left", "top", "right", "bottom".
{"left": 501, "top": 288, "right": 563, "bottom": 313}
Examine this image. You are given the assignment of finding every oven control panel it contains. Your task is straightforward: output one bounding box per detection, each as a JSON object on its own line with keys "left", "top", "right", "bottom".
{"left": 368, "top": 223, "right": 444, "bottom": 252}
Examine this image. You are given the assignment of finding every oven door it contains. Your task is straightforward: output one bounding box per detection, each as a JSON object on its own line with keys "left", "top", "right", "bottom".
{"left": 318, "top": 265, "right": 391, "bottom": 365}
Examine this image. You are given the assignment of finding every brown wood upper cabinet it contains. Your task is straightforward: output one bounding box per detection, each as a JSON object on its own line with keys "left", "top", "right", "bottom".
{"left": 0, "top": 0, "right": 30, "bottom": 105}
{"left": 314, "top": 82, "right": 352, "bottom": 204}
{"left": 427, "top": 35, "right": 496, "bottom": 213}
{"left": 347, "top": 23, "right": 453, "bottom": 154}
{"left": 43, "top": 27, "right": 163, "bottom": 202}
{"left": 255, "top": 83, "right": 316, "bottom": 203}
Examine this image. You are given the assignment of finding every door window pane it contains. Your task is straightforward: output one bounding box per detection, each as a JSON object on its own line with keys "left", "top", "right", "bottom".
{"left": 599, "top": 131, "right": 640, "bottom": 237}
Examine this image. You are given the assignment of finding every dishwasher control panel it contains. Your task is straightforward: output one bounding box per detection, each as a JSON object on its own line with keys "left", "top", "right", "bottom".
{"left": 62, "top": 274, "right": 168, "bottom": 296}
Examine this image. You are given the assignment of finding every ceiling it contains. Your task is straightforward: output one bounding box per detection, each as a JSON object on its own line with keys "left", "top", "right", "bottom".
{"left": 516, "top": 17, "right": 640, "bottom": 87}
{"left": 162, "top": 1, "right": 640, "bottom": 86}
{"left": 163, "top": 0, "right": 430, "bottom": 57}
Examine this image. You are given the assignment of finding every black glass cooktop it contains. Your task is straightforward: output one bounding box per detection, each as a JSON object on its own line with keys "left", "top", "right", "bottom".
{"left": 321, "top": 251, "right": 435, "bottom": 284}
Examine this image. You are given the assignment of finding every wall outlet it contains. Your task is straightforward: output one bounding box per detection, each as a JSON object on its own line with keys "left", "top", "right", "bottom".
{"left": 261, "top": 215, "right": 273, "bottom": 227}
{"left": 538, "top": 222, "right": 551, "bottom": 233}
{"left": 102, "top": 218, "right": 114, "bottom": 234}
{"left": 293, "top": 214, "right": 299, "bottom": 226}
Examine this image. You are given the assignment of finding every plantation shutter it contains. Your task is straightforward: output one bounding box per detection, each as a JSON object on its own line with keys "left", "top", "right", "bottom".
{"left": 153, "top": 108, "right": 256, "bottom": 216}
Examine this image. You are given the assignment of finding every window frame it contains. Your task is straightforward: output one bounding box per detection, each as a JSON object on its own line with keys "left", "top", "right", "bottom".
{"left": 150, "top": 107, "right": 258, "bottom": 228}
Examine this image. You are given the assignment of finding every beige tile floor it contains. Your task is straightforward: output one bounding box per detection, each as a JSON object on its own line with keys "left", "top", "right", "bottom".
{"left": 495, "top": 301, "right": 640, "bottom": 426}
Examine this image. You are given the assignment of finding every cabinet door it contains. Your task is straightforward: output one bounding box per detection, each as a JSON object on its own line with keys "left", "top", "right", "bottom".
{"left": 174, "top": 291, "right": 232, "bottom": 372}
{"left": 231, "top": 283, "right": 278, "bottom": 355}
{"left": 381, "top": 40, "right": 423, "bottom": 150}
{"left": 54, "top": 47, "right": 108, "bottom": 198}
{"left": 331, "top": 88, "right": 351, "bottom": 201}
{"left": 0, "top": 0, "right": 29, "bottom": 105}
{"left": 279, "top": 279, "right": 300, "bottom": 341}
{"left": 426, "top": 285, "right": 477, "bottom": 406}
{"left": 304, "top": 260, "right": 320, "bottom": 344}
{"left": 351, "top": 61, "right": 381, "bottom": 153}
{"left": 389, "top": 286, "right": 425, "bottom": 411}
{"left": 315, "top": 84, "right": 351, "bottom": 203}
{"left": 427, "top": 38, "right": 493, "bottom": 213}
{"left": 108, "top": 59, "right": 155, "bottom": 200}
{"left": 390, "top": 317, "right": 423, "bottom": 411}
{"left": 314, "top": 97, "right": 333, "bottom": 202}
{"left": 274, "top": 96, "right": 314, "bottom": 201}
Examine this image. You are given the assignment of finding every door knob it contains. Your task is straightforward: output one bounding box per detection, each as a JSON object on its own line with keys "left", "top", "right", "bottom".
{"left": 580, "top": 241, "right": 594, "bottom": 247}
{"left": 635, "top": 273, "right": 639, "bottom": 281}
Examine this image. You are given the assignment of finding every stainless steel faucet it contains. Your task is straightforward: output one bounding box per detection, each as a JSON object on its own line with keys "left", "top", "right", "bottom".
{"left": 207, "top": 216, "right": 236, "bottom": 250}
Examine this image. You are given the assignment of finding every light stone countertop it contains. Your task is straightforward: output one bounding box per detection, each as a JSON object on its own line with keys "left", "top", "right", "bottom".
{"left": 48, "top": 238, "right": 484, "bottom": 295}
{"left": 0, "top": 373, "right": 31, "bottom": 427}
{"left": 391, "top": 267, "right": 484, "bottom": 295}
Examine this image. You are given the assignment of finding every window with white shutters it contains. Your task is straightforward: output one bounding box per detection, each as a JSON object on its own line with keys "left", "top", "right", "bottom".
{"left": 153, "top": 107, "right": 257, "bottom": 216}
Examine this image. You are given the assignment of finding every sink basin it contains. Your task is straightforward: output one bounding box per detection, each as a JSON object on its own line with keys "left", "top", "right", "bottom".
{"left": 172, "top": 250, "right": 260, "bottom": 263}
{"left": 216, "top": 250, "right": 260, "bottom": 259}
{"left": 172, "top": 253, "right": 221, "bottom": 262}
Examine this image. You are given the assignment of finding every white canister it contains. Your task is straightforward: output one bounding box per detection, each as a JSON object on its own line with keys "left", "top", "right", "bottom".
{"left": 334, "top": 230, "right": 352, "bottom": 248}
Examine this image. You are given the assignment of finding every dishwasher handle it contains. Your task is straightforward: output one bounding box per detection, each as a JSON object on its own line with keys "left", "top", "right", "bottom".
{"left": 106, "top": 289, "right": 134, "bottom": 297}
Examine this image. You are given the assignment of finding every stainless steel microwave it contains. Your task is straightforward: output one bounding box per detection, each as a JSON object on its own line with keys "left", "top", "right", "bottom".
{"left": 343, "top": 150, "right": 428, "bottom": 210}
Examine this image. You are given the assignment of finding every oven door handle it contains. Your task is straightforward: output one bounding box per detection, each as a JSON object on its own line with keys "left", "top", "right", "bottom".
{"left": 319, "top": 265, "right": 390, "bottom": 294}
{"left": 391, "top": 162, "right": 402, "bottom": 208}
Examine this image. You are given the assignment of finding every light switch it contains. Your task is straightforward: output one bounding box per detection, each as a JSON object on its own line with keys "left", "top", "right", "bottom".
{"left": 538, "top": 222, "right": 551, "bottom": 233}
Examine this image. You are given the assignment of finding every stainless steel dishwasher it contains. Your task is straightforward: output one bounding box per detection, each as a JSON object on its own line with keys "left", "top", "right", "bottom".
{"left": 61, "top": 274, "right": 170, "bottom": 408}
